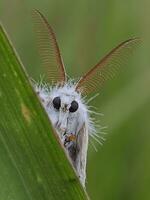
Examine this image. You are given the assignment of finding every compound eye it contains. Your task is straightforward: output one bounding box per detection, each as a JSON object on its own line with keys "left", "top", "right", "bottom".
{"left": 53, "top": 97, "right": 61, "bottom": 110}
{"left": 69, "top": 100, "right": 78, "bottom": 113}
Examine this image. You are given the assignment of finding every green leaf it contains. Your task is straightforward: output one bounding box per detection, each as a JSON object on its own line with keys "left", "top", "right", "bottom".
{"left": 0, "top": 24, "right": 88, "bottom": 200}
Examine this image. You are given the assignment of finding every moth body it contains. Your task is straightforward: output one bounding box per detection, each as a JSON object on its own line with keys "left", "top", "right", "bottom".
{"left": 32, "top": 9, "right": 140, "bottom": 188}
{"left": 35, "top": 81, "right": 91, "bottom": 186}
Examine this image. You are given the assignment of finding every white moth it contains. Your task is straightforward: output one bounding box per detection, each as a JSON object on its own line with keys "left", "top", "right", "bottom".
{"left": 32, "top": 9, "right": 140, "bottom": 187}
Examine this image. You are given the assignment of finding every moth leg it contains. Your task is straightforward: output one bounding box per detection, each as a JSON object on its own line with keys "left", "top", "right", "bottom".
{"left": 64, "top": 128, "right": 88, "bottom": 187}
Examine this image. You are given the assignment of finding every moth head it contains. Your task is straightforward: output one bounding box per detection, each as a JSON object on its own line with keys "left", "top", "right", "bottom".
{"left": 48, "top": 85, "right": 82, "bottom": 134}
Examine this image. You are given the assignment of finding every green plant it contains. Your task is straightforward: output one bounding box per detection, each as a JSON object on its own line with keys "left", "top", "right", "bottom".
{"left": 0, "top": 24, "right": 88, "bottom": 200}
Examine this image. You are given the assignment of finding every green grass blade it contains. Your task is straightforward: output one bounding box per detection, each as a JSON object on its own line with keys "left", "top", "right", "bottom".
{"left": 0, "top": 24, "right": 88, "bottom": 200}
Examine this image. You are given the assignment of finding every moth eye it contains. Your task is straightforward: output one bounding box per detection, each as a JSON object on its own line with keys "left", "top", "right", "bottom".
{"left": 53, "top": 97, "right": 61, "bottom": 110}
{"left": 69, "top": 100, "right": 78, "bottom": 113}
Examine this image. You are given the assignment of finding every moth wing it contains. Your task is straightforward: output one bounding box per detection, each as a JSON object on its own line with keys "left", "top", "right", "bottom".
{"left": 75, "top": 122, "right": 89, "bottom": 187}
{"left": 76, "top": 38, "right": 141, "bottom": 95}
{"left": 32, "top": 9, "right": 66, "bottom": 85}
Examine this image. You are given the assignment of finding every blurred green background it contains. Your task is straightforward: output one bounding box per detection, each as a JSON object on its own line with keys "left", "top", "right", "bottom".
{"left": 0, "top": 0, "right": 150, "bottom": 199}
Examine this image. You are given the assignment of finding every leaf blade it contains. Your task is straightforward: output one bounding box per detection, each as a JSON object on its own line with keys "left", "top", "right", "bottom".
{"left": 0, "top": 24, "right": 88, "bottom": 200}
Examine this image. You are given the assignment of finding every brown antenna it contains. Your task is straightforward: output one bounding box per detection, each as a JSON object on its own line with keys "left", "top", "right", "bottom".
{"left": 32, "top": 9, "right": 66, "bottom": 85}
{"left": 76, "top": 38, "right": 141, "bottom": 95}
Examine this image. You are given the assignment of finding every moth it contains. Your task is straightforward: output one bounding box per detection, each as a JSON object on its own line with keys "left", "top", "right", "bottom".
{"left": 32, "top": 9, "right": 140, "bottom": 187}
